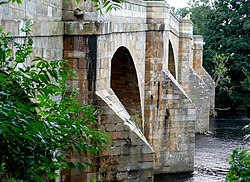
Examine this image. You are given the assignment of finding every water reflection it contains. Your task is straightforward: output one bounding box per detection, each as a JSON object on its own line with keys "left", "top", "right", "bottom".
{"left": 155, "top": 112, "right": 250, "bottom": 182}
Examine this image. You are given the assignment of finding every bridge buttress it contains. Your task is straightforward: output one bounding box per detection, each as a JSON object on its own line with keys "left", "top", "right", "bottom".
{"left": 179, "top": 19, "right": 212, "bottom": 133}
{"left": 193, "top": 36, "right": 216, "bottom": 115}
{"left": 145, "top": 1, "right": 196, "bottom": 174}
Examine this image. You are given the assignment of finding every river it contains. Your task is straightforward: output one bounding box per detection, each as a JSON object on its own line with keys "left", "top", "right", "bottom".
{"left": 155, "top": 111, "right": 250, "bottom": 182}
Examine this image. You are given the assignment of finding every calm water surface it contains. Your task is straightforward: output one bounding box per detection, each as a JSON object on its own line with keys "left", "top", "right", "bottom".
{"left": 155, "top": 112, "right": 250, "bottom": 182}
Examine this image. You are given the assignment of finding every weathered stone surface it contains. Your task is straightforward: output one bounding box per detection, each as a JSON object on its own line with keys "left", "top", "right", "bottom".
{"left": 179, "top": 19, "right": 215, "bottom": 133}
{"left": 193, "top": 35, "right": 216, "bottom": 115}
{"left": 1, "top": 0, "right": 215, "bottom": 181}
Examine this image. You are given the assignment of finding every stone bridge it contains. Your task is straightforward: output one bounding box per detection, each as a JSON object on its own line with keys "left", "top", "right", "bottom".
{"left": 0, "top": 0, "right": 215, "bottom": 181}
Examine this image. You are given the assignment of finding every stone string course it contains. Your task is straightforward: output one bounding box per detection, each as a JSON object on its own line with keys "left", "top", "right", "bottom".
{"left": 0, "top": 0, "right": 215, "bottom": 181}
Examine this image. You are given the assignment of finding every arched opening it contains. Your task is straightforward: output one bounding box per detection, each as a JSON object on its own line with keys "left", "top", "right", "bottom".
{"left": 111, "top": 47, "right": 142, "bottom": 129}
{"left": 168, "top": 41, "right": 176, "bottom": 78}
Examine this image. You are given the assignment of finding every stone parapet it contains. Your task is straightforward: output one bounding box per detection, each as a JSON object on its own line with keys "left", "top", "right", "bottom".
{"left": 63, "top": 0, "right": 147, "bottom": 22}
{"left": 64, "top": 21, "right": 148, "bottom": 35}
{"left": 64, "top": 0, "right": 181, "bottom": 36}
{"left": 63, "top": 0, "right": 148, "bottom": 35}
{"left": 0, "top": 0, "right": 64, "bottom": 62}
{"left": 0, "top": 0, "right": 63, "bottom": 37}
{"left": 0, "top": 0, "right": 62, "bottom": 21}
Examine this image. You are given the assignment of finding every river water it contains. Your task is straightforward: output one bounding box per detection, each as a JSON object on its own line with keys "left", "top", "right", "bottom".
{"left": 155, "top": 111, "right": 250, "bottom": 182}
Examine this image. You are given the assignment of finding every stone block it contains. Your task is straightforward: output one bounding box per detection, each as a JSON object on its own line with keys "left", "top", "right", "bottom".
{"left": 117, "top": 163, "right": 131, "bottom": 172}
{"left": 131, "top": 137, "right": 147, "bottom": 146}
{"left": 77, "top": 58, "right": 88, "bottom": 69}
{"left": 112, "top": 139, "right": 128, "bottom": 147}
{"left": 110, "top": 146, "right": 121, "bottom": 155}
{"left": 129, "top": 154, "right": 142, "bottom": 163}
{"left": 141, "top": 162, "right": 153, "bottom": 169}
{"left": 110, "top": 131, "right": 129, "bottom": 140}
{"left": 187, "top": 114, "right": 196, "bottom": 121}
{"left": 105, "top": 124, "right": 116, "bottom": 132}
{"left": 116, "top": 172, "right": 128, "bottom": 180}
{"left": 66, "top": 58, "right": 78, "bottom": 68}
{"left": 141, "top": 168, "right": 154, "bottom": 178}
{"left": 115, "top": 123, "right": 125, "bottom": 132}
{"left": 121, "top": 145, "right": 130, "bottom": 155}
{"left": 129, "top": 145, "right": 142, "bottom": 155}
{"left": 120, "top": 155, "right": 130, "bottom": 163}
{"left": 141, "top": 154, "right": 154, "bottom": 162}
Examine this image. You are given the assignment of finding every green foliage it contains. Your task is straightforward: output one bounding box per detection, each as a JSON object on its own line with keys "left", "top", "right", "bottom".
{"left": 211, "top": 53, "right": 234, "bottom": 108}
{"left": 226, "top": 147, "right": 250, "bottom": 182}
{"left": 8, "top": 0, "right": 22, "bottom": 4}
{"left": 82, "top": 0, "right": 126, "bottom": 13}
{"left": 0, "top": 25, "right": 109, "bottom": 181}
{"left": 204, "top": 0, "right": 250, "bottom": 110}
{"left": 211, "top": 53, "right": 231, "bottom": 89}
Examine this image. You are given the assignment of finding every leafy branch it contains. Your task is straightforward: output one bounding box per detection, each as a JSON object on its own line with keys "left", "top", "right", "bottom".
{"left": 0, "top": 25, "right": 109, "bottom": 181}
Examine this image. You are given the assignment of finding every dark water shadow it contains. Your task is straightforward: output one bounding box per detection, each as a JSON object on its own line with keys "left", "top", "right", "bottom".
{"left": 154, "top": 173, "right": 193, "bottom": 182}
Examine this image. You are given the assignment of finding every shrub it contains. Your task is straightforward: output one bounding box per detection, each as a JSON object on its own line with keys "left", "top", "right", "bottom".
{"left": 0, "top": 26, "right": 108, "bottom": 181}
{"left": 226, "top": 147, "right": 250, "bottom": 182}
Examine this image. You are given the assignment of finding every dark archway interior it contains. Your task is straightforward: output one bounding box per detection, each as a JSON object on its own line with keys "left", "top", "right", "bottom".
{"left": 168, "top": 41, "right": 176, "bottom": 78}
{"left": 111, "top": 47, "right": 142, "bottom": 128}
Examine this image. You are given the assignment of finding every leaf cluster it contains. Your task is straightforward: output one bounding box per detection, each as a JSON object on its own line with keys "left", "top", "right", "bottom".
{"left": 0, "top": 26, "right": 109, "bottom": 181}
{"left": 226, "top": 147, "right": 250, "bottom": 182}
{"left": 81, "top": 0, "right": 125, "bottom": 13}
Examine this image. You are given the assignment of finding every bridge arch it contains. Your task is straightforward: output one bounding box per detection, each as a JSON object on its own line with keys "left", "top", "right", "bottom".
{"left": 168, "top": 40, "right": 177, "bottom": 79}
{"left": 111, "top": 46, "right": 142, "bottom": 129}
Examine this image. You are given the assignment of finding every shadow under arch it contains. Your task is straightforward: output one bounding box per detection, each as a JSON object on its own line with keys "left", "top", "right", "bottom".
{"left": 111, "top": 46, "right": 142, "bottom": 129}
{"left": 168, "top": 41, "right": 176, "bottom": 79}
